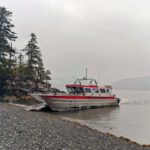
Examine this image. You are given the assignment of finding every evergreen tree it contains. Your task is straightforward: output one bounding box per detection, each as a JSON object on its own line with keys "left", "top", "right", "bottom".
{"left": 23, "top": 33, "right": 39, "bottom": 80}
{"left": 23, "top": 33, "right": 51, "bottom": 85}
{"left": 44, "top": 70, "right": 51, "bottom": 84}
{"left": 0, "top": 7, "right": 17, "bottom": 95}
{"left": 8, "top": 43, "right": 17, "bottom": 74}
{"left": 0, "top": 7, "right": 17, "bottom": 73}
{"left": 18, "top": 52, "right": 25, "bottom": 74}
{"left": 18, "top": 52, "right": 24, "bottom": 66}
{"left": 36, "top": 51, "right": 45, "bottom": 82}
{"left": 0, "top": 7, "right": 52, "bottom": 96}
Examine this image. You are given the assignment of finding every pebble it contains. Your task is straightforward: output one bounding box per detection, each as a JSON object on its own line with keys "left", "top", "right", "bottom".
{"left": 0, "top": 103, "right": 150, "bottom": 150}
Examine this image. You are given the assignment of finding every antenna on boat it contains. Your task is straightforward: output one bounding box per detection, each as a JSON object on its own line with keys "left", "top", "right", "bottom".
{"left": 85, "top": 68, "right": 87, "bottom": 79}
{"left": 98, "top": 70, "right": 100, "bottom": 86}
{"left": 82, "top": 68, "right": 88, "bottom": 80}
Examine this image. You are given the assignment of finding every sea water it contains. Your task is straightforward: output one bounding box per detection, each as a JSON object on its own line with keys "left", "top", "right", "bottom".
{"left": 59, "top": 90, "right": 150, "bottom": 145}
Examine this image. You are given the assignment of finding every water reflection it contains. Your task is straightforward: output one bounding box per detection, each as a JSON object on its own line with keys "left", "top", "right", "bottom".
{"left": 58, "top": 106, "right": 120, "bottom": 120}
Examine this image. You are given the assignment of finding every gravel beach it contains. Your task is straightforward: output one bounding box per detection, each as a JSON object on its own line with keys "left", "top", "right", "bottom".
{"left": 0, "top": 103, "right": 150, "bottom": 150}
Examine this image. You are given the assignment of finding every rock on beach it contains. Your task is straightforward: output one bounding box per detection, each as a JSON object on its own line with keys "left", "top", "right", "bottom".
{"left": 0, "top": 103, "right": 150, "bottom": 150}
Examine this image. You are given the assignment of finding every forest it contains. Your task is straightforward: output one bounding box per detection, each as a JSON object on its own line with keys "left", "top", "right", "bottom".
{"left": 0, "top": 7, "right": 51, "bottom": 97}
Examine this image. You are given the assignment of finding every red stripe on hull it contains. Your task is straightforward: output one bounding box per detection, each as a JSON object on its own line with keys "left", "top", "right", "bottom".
{"left": 42, "top": 95, "right": 116, "bottom": 100}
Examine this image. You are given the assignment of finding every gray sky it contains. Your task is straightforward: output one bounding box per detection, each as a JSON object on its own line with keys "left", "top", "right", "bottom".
{"left": 1, "top": 0, "right": 150, "bottom": 89}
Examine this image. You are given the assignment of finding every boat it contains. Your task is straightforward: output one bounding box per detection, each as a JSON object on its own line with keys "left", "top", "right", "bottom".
{"left": 39, "top": 76, "right": 120, "bottom": 111}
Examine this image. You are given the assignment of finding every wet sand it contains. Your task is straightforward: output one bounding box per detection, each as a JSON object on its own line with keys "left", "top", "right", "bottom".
{"left": 0, "top": 103, "right": 150, "bottom": 150}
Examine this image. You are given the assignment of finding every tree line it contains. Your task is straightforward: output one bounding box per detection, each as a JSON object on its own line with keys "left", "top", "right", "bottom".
{"left": 0, "top": 7, "right": 51, "bottom": 96}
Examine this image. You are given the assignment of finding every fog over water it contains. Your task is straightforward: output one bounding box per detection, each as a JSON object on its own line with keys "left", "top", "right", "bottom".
{"left": 1, "top": 0, "right": 150, "bottom": 89}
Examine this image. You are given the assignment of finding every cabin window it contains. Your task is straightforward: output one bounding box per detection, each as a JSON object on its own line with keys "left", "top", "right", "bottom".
{"left": 92, "top": 88, "right": 99, "bottom": 93}
{"left": 100, "top": 89, "right": 106, "bottom": 93}
{"left": 74, "top": 87, "right": 84, "bottom": 94}
{"left": 67, "top": 87, "right": 84, "bottom": 94}
{"left": 67, "top": 87, "right": 74, "bottom": 93}
{"left": 67, "top": 88, "right": 70, "bottom": 93}
{"left": 84, "top": 88, "right": 92, "bottom": 93}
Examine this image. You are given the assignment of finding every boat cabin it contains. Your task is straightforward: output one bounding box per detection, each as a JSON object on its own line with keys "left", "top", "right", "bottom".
{"left": 99, "top": 85, "right": 112, "bottom": 95}
{"left": 66, "top": 78, "right": 112, "bottom": 95}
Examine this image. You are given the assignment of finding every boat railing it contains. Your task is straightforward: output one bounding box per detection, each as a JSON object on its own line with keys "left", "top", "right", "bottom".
{"left": 74, "top": 78, "right": 98, "bottom": 86}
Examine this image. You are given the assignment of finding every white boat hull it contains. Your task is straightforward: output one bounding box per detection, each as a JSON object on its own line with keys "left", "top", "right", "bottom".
{"left": 43, "top": 98, "right": 119, "bottom": 111}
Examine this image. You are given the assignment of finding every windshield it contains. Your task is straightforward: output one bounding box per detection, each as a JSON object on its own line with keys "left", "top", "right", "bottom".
{"left": 67, "top": 87, "right": 84, "bottom": 94}
{"left": 92, "top": 88, "right": 99, "bottom": 93}
{"left": 100, "top": 89, "right": 106, "bottom": 93}
{"left": 84, "top": 88, "right": 92, "bottom": 93}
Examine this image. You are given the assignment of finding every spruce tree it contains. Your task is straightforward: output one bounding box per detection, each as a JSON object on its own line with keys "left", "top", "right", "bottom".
{"left": 44, "top": 70, "right": 51, "bottom": 84}
{"left": 0, "top": 7, "right": 17, "bottom": 95}
{"left": 36, "top": 51, "right": 45, "bottom": 82}
{"left": 18, "top": 52, "right": 25, "bottom": 74}
{"left": 23, "top": 33, "right": 39, "bottom": 81}
{"left": 0, "top": 7, "right": 17, "bottom": 73}
{"left": 23, "top": 33, "right": 51, "bottom": 92}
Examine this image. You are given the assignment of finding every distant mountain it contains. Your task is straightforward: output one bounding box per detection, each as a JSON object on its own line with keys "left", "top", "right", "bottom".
{"left": 112, "top": 75, "right": 150, "bottom": 90}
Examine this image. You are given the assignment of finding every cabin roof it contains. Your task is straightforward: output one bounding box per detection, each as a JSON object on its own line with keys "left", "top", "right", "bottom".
{"left": 99, "top": 85, "right": 112, "bottom": 89}
{"left": 66, "top": 84, "right": 98, "bottom": 88}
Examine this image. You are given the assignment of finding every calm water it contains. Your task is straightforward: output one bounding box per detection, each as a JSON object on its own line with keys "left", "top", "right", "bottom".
{"left": 58, "top": 90, "right": 150, "bottom": 145}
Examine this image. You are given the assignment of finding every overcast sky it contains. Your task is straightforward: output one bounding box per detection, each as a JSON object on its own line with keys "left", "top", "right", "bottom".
{"left": 1, "top": 0, "right": 150, "bottom": 89}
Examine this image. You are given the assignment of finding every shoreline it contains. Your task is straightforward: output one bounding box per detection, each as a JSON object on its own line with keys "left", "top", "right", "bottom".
{"left": 0, "top": 103, "right": 150, "bottom": 150}
{"left": 8, "top": 102, "right": 150, "bottom": 147}
{"left": 61, "top": 117, "right": 150, "bottom": 148}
